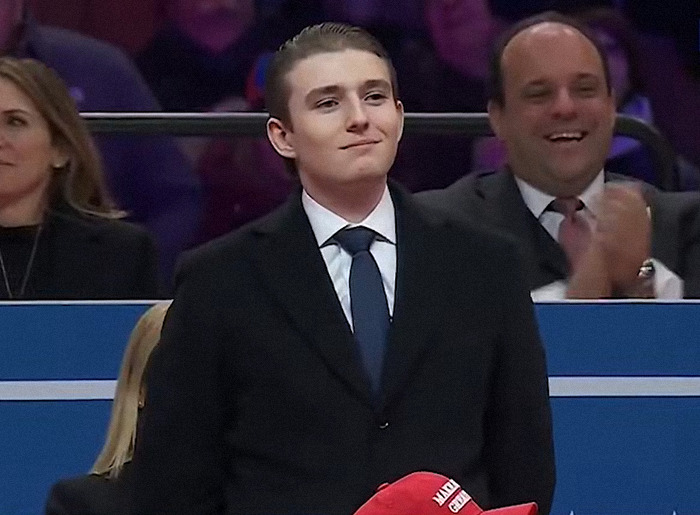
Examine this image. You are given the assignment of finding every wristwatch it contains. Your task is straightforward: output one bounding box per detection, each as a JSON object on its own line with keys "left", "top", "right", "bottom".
{"left": 627, "top": 258, "right": 655, "bottom": 298}
{"left": 638, "top": 259, "right": 655, "bottom": 280}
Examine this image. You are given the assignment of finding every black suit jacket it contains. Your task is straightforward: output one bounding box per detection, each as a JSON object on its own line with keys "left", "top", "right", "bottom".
{"left": 132, "top": 184, "right": 555, "bottom": 515}
{"left": 0, "top": 207, "right": 159, "bottom": 300}
{"left": 418, "top": 170, "right": 700, "bottom": 297}
{"left": 45, "top": 463, "right": 133, "bottom": 515}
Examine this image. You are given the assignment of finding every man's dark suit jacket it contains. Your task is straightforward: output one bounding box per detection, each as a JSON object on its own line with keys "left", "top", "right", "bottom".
{"left": 0, "top": 206, "right": 159, "bottom": 300}
{"left": 418, "top": 170, "right": 700, "bottom": 297}
{"left": 132, "top": 184, "right": 555, "bottom": 515}
{"left": 45, "top": 463, "right": 134, "bottom": 515}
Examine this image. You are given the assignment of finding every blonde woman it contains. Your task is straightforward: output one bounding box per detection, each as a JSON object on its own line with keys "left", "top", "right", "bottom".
{"left": 44, "top": 302, "right": 171, "bottom": 515}
{"left": 0, "top": 56, "right": 158, "bottom": 299}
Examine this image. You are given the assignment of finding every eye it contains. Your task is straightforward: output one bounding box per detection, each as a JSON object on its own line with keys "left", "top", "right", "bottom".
{"left": 575, "top": 83, "right": 599, "bottom": 97}
{"left": 523, "top": 88, "right": 551, "bottom": 103}
{"left": 365, "top": 91, "right": 389, "bottom": 104}
{"left": 6, "top": 115, "right": 27, "bottom": 127}
{"left": 315, "top": 98, "right": 338, "bottom": 110}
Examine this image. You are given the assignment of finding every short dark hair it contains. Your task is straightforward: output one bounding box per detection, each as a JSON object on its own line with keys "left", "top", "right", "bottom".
{"left": 264, "top": 22, "right": 399, "bottom": 125}
{"left": 487, "top": 11, "right": 612, "bottom": 106}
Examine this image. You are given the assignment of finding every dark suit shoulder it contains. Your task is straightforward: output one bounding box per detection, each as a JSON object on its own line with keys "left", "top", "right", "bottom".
{"left": 42, "top": 209, "right": 160, "bottom": 299}
{"left": 176, "top": 219, "right": 257, "bottom": 277}
{"left": 416, "top": 170, "right": 503, "bottom": 213}
{"left": 424, "top": 195, "right": 518, "bottom": 248}
{"left": 48, "top": 209, "right": 152, "bottom": 244}
{"left": 414, "top": 176, "right": 519, "bottom": 246}
{"left": 45, "top": 471, "right": 132, "bottom": 515}
{"left": 650, "top": 189, "right": 700, "bottom": 215}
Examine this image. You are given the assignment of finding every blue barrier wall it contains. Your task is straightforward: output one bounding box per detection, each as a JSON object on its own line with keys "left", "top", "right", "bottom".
{"left": 1, "top": 301, "right": 699, "bottom": 514}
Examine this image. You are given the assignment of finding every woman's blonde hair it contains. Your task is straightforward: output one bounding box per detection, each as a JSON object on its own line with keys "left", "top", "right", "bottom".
{"left": 91, "top": 302, "right": 171, "bottom": 478}
{"left": 0, "top": 56, "right": 124, "bottom": 218}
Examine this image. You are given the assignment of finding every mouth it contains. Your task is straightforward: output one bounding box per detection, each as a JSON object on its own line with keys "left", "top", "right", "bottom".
{"left": 341, "top": 140, "right": 380, "bottom": 150}
{"left": 545, "top": 131, "right": 588, "bottom": 144}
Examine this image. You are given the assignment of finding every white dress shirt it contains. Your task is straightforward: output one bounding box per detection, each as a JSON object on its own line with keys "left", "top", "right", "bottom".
{"left": 514, "top": 171, "right": 683, "bottom": 300}
{"left": 302, "top": 187, "right": 396, "bottom": 328}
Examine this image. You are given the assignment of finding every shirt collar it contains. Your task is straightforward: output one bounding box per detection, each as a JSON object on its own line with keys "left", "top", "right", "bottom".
{"left": 515, "top": 170, "right": 605, "bottom": 219}
{"left": 302, "top": 186, "right": 396, "bottom": 247}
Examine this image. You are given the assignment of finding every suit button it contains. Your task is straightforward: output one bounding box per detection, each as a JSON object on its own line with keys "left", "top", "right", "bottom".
{"left": 379, "top": 421, "right": 389, "bottom": 429}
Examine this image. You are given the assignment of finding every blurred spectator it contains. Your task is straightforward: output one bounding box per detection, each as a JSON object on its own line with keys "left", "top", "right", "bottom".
{"left": 489, "top": 0, "right": 612, "bottom": 20}
{"left": 194, "top": 136, "right": 293, "bottom": 242}
{"left": 136, "top": 0, "right": 264, "bottom": 112}
{"left": 0, "top": 57, "right": 158, "bottom": 300}
{"left": 622, "top": 0, "right": 700, "bottom": 176}
{"left": 44, "top": 302, "right": 171, "bottom": 515}
{"left": 137, "top": 0, "right": 309, "bottom": 240}
{"left": 320, "top": 0, "right": 425, "bottom": 33}
{"left": 28, "top": 0, "right": 161, "bottom": 54}
{"left": 389, "top": 0, "right": 505, "bottom": 191}
{"left": 2, "top": 1, "right": 203, "bottom": 290}
{"left": 578, "top": 7, "right": 700, "bottom": 190}
{"left": 576, "top": 8, "right": 658, "bottom": 186}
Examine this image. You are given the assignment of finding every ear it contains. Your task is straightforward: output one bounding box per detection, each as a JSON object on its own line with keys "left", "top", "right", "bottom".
{"left": 395, "top": 99, "right": 405, "bottom": 142}
{"left": 266, "top": 117, "right": 296, "bottom": 160}
{"left": 50, "top": 145, "right": 70, "bottom": 170}
{"left": 487, "top": 100, "right": 505, "bottom": 142}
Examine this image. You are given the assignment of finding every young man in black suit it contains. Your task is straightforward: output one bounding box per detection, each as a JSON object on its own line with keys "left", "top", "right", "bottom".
{"left": 419, "top": 12, "right": 700, "bottom": 300}
{"left": 131, "top": 23, "right": 555, "bottom": 515}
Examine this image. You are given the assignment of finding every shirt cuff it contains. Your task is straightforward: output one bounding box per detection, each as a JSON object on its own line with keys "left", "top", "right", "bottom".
{"left": 529, "top": 259, "right": 684, "bottom": 301}
{"left": 530, "top": 280, "right": 567, "bottom": 301}
{"left": 652, "top": 258, "right": 684, "bottom": 299}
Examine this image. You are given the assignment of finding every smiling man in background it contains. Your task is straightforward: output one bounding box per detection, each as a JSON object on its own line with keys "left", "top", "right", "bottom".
{"left": 420, "top": 11, "right": 700, "bottom": 299}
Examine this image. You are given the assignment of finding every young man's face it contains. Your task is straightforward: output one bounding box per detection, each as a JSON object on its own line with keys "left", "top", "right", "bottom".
{"left": 488, "top": 22, "right": 616, "bottom": 197}
{"left": 269, "top": 49, "right": 404, "bottom": 201}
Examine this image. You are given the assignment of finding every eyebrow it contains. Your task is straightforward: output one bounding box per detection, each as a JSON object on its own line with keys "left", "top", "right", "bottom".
{"left": 573, "top": 73, "right": 601, "bottom": 82}
{"left": 304, "top": 79, "right": 393, "bottom": 104}
{"left": 304, "top": 85, "right": 341, "bottom": 104}
{"left": 363, "top": 79, "right": 392, "bottom": 92}
{"left": 522, "top": 73, "right": 601, "bottom": 88}
{"left": 1, "top": 108, "right": 31, "bottom": 115}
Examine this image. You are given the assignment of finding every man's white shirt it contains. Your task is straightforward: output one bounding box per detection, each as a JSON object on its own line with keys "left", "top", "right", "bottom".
{"left": 515, "top": 171, "right": 683, "bottom": 300}
{"left": 302, "top": 186, "right": 396, "bottom": 328}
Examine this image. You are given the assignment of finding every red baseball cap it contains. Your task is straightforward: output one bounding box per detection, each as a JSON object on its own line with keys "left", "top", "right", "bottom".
{"left": 354, "top": 472, "right": 538, "bottom": 515}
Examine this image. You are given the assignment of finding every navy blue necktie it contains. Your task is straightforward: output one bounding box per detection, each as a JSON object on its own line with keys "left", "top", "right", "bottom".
{"left": 333, "top": 227, "right": 390, "bottom": 394}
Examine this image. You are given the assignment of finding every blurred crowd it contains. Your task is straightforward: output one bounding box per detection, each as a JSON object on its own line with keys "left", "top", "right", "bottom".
{"left": 3, "top": 0, "right": 699, "bottom": 292}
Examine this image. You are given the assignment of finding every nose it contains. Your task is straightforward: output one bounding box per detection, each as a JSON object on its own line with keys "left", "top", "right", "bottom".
{"left": 345, "top": 97, "right": 370, "bottom": 132}
{"left": 551, "top": 87, "right": 577, "bottom": 119}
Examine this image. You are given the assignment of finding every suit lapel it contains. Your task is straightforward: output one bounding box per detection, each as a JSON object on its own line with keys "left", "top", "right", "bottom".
{"left": 476, "top": 171, "right": 567, "bottom": 289}
{"left": 247, "top": 193, "right": 374, "bottom": 405}
{"left": 379, "top": 186, "right": 442, "bottom": 410}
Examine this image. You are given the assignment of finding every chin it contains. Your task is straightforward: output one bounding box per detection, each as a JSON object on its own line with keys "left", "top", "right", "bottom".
{"left": 343, "top": 164, "right": 387, "bottom": 180}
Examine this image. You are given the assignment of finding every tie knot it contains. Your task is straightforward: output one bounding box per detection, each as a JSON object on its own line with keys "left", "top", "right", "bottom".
{"left": 549, "top": 197, "right": 584, "bottom": 217}
{"left": 334, "top": 226, "right": 376, "bottom": 256}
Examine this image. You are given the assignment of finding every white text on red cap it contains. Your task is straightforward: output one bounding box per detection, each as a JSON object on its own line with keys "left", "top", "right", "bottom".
{"left": 433, "top": 479, "right": 460, "bottom": 506}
